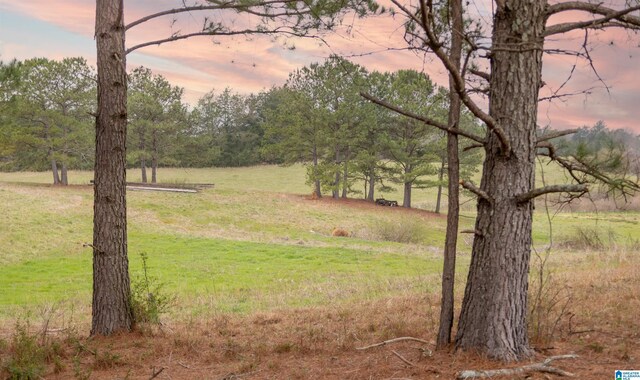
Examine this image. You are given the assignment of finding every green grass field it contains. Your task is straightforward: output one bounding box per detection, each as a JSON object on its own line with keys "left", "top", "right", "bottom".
{"left": 0, "top": 165, "right": 638, "bottom": 322}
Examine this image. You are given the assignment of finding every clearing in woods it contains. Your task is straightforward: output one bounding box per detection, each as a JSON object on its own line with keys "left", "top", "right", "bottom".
{"left": 0, "top": 165, "right": 638, "bottom": 379}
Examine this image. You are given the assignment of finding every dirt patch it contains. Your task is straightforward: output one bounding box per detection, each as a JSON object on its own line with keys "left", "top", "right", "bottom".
{"left": 300, "top": 195, "right": 446, "bottom": 219}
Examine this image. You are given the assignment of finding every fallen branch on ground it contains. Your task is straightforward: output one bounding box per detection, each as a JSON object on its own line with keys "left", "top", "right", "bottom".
{"left": 391, "top": 350, "right": 415, "bottom": 367}
{"left": 149, "top": 367, "right": 164, "bottom": 380}
{"left": 356, "top": 336, "right": 429, "bottom": 350}
{"left": 457, "top": 354, "right": 579, "bottom": 379}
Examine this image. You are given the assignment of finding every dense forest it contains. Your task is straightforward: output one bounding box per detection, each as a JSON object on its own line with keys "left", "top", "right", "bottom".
{"left": 1, "top": 56, "right": 638, "bottom": 203}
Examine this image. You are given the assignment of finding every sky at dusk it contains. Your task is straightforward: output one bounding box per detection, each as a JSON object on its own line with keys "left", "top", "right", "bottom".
{"left": 1, "top": 0, "right": 639, "bottom": 133}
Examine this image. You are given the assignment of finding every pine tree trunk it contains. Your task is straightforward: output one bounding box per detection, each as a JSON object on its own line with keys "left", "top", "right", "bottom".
{"left": 403, "top": 165, "right": 412, "bottom": 208}
{"left": 367, "top": 172, "right": 375, "bottom": 201}
{"left": 333, "top": 148, "right": 340, "bottom": 199}
{"left": 341, "top": 159, "right": 348, "bottom": 198}
{"left": 140, "top": 129, "right": 147, "bottom": 183}
{"left": 435, "top": 157, "right": 445, "bottom": 214}
{"left": 61, "top": 163, "right": 69, "bottom": 186}
{"left": 92, "top": 0, "right": 133, "bottom": 336}
{"left": 312, "top": 144, "right": 321, "bottom": 198}
{"left": 141, "top": 158, "right": 147, "bottom": 183}
{"left": 151, "top": 129, "right": 158, "bottom": 183}
{"left": 437, "top": 0, "right": 462, "bottom": 349}
{"left": 456, "top": 0, "right": 545, "bottom": 361}
{"left": 51, "top": 157, "right": 60, "bottom": 185}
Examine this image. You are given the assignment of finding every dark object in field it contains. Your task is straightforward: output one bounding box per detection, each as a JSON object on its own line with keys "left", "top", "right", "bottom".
{"left": 375, "top": 198, "right": 398, "bottom": 207}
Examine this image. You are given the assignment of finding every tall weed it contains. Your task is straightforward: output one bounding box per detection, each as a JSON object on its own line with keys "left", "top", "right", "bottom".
{"left": 130, "top": 252, "right": 175, "bottom": 324}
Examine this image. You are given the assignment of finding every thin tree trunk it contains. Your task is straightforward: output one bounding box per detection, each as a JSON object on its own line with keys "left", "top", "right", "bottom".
{"left": 50, "top": 157, "right": 60, "bottom": 185}
{"left": 367, "top": 170, "right": 375, "bottom": 201}
{"left": 140, "top": 129, "right": 147, "bottom": 183}
{"left": 151, "top": 129, "right": 158, "bottom": 183}
{"left": 435, "top": 156, "right": 445, "bottom": 214}
{"left": 312, "top": 143, "right": 321, "bottom": 198}
{"left": 341, "top": 158, "right": 348, "bottom": 198}
{"left": 403, "top": 165, "right": 412, "bottom": 208}
{"left": 456, "top": 0, "right": 544, "bottom": 361}
{"left": 60, "top": 163, "right": 69, "bottom": 186}
{"left": 333, "top": 147, "right": 340, "bottom": 199}
{"left": 141, "top": 158, "right": 147, "bottom": 183}
{"left": 436, "top": 0, "right": 462, "bottom": 349}
{"left": 92, "top": 0, "right": 133, "bottom": 336}
{"left": 45, "top": 123, "right": 60, "bottom": 185}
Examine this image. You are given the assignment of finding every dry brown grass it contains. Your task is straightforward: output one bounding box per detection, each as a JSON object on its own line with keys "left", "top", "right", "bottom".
{"left": 2, "top": 250, "right": 638, "bottom": 379}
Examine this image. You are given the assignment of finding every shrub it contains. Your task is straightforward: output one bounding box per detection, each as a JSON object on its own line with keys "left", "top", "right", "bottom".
{"left": 1, "top": 321, "right": 63, "bottom": 380}
{"left": 130, "top": 252, "right": 175, "bottom": 324}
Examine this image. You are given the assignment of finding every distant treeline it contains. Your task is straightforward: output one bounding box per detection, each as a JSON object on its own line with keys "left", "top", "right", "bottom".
{"left": 1, "top": 57, "right": 638, "bottom": 204}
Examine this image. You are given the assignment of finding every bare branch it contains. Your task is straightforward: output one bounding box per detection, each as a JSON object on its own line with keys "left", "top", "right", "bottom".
{"left": 540, "top": 152, "right": 640, "bottom": 199}
{"left": 536, "top": 141, "right": 557, "bottom": 159}
{"left": 537, "top": 128, "right": 579, "bottom": 143}
{"left": 126, "top": 28, "right": 305, "bottom": 55}
{"left": 460, "top": 180, "right": 492, "bottom": 204}
{"left": 468, "top": 68, "right": 490, "bottom": 82}
{"left": 390, "top": 0, "right": 510, "bottom": 155}
{"left": 545, "top": 4, "right": 640, "bottom": 36}
{"left": 356, "top": 336, "right": 430, "bottom": 350}
{"left": 125, "top": 0, "right": 299, "bottom": 31}
{"left": 457, "top": 354, "right": 578, "bottom": 379}
{"left": 463, "top": 143, "right": 484, "bottom": 152}
{"left": 391, "top": 350, "right": 415, "bottom": 366}
{"left": 515, "top": 184, "right": 588, "bottom": 203}
{"left": 360, "top": 92, "right": 486, "bottom": 144}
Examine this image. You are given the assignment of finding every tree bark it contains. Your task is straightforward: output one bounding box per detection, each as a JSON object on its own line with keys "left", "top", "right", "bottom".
{"left": 60, "top": 163, "right": 68, "bottom": 186}
{"left": 333, "top": 147, "right": 340, "bottom": 199}
{"left": 312, "top": 143, "right": 321, "bottom": 198}
{"left": 437, "top": 0, "right": 462, "bottom": 349}
{"left": 341, "top": 158, "right": 348, "bottom": 198}
{"left": 141, "top": 158, "right": 147, "bottom": 183}
{"left": 456, "top": 0, "right": 545, "bottom": 361}
{"left": 151, "top": 129, "right": 158, "bottom": 183}
{"left": 367, "top": 170, "right": 375, "bottom": 201}
{"left": 50, "top": 157, "right": 60, "bottom": 185}
{"left": 435, "top": 156, "right": 445, "bottom": 214}
{"left": 139, "top": 128, "right": 147, "bottom": 183}
{"left": 45, "top": 122, "right": 60, "bottom": 185}
{"left": 403, "top": 165, "right": 412, "bottom": 208}
{"left": 92, "top": 0, "right": 133, "bottom": 336}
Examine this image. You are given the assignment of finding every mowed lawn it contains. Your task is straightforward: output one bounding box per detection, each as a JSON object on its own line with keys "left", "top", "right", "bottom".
{"left": 1, "top": 165, "right": 639, "bottom": 321}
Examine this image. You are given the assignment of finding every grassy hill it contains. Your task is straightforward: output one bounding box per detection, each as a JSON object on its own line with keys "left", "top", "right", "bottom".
{"left": 0, "top": 164, "right": 638, "bottom": 320}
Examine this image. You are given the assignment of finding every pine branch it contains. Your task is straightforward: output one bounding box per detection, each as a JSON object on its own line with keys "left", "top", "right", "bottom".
{"left": 536, "top": 141, "right": 557, "bottom": 159}
{"left": 125, "top": 0, "right": 299, "bottom": 31}
{"left": 390, "top": 0, "right": 510, "bottom": 155}
{"left": 468, "top": 68, "right": 490, "bottom": 82}
{"left": 460, "top": 180, "right": 492, "bottom": 204}
{"left": 545, "top": 3, "right": 640, "bottom": 36}
{"left": 536, "top": 128, "right": 579, "bottom": 143}
{"left": 126, "top": 28, "right": 307, "bottom": 55}
{"left": 360, "top": 92, "right": 486, "bottom": 144}
{"left": 515, "top": 184, "right": 588, "bottom": 203}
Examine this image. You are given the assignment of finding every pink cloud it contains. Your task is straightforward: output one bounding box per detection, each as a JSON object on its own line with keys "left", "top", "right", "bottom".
{"left": 1, "top": 0, "right": 639, "bottom": 133}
